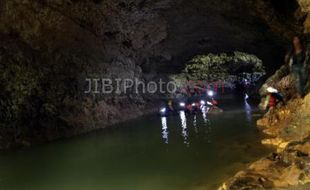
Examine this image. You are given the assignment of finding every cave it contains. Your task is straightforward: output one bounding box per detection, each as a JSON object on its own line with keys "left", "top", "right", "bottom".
{"left": 1, "top": 0, "right": 310, "bottom": 189}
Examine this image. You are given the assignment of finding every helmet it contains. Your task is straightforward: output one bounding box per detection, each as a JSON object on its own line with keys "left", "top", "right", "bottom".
{"left": 267, "top": 87, "right": 278, "bottom": 93}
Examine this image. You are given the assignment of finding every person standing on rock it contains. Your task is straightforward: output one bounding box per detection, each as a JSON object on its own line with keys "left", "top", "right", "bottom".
{"left": 262, "top": 87, "right": 283, "bottom": 111}
{"left": 285, "top": 35, "right": 310, "bottom": 97}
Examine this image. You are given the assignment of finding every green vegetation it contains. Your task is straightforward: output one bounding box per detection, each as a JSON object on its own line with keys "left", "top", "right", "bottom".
{"left": 183, "top": 51, "right": 265, "bottom": 81}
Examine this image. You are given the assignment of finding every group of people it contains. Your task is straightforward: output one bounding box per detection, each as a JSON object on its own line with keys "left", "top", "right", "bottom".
{"left": 263, "top": 35, "right": 310, "bottom": 111}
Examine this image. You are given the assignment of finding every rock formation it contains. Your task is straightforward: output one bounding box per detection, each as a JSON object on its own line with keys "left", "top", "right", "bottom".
{"left": 219, "top": 93, "right": 310, "bottom": 190}
{"left": 219, "top": 1, "right": 310, "bottom": 188}
{"left": 298, "top": 0, "right": 310, "bottom": 33}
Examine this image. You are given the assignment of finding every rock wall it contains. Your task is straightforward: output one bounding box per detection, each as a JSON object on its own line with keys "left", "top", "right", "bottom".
{"left": 219, "top": 92, "right": 310, "bottom": 190}
{"left": 218, "top": 1, "right": 310, "bottom": 187}
{"left": 298, "top": 0, "right": 310, "bottom": 33}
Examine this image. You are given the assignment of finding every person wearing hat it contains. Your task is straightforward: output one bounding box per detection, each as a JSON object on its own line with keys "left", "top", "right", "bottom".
{"left": 262, "top": 87, "right": 284, "bottom": 111}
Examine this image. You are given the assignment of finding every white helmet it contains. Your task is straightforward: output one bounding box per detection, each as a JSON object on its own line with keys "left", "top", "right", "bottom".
{"left": 267, "top": 87, "right": 278, "bottom": 93}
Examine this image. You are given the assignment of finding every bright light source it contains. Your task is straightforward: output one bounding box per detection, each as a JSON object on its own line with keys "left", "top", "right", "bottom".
{"left": 207, "top": 90, "right": 214, "bottom": 97}
{"left": 179, "top": 102, "right": 185, "bottom": 107}
{"left": 200, "top": 100, "right": 206, "bottom": 105}
{"left": 160, "top": 108, "right": 166, "bottom": 113}
{"left": 192, "top": 103, "right": 196, "bottom": 106}
{"left": 207, "top": 101, "right": 213, "bottom": 106}
{"left": 245, "top": 93, "right": 249, "bottom": 100}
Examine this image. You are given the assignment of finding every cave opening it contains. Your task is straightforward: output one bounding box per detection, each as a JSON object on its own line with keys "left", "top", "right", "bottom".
{"left": 169, "top": 51, "right": 266, "bottom": 97}
{"left": 152, "top": 0, "right": 294, "bottom": 81}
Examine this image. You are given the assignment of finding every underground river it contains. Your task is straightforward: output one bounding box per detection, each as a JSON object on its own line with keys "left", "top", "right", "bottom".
{"left": 0, "top": 98, "right": 273, "bottom": 190}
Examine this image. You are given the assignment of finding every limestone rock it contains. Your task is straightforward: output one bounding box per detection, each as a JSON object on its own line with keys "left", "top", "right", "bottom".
{"left": 219, "top": 136, "right": 310, "bottom": 190}
{"left": 298, "top": 0, "right": 310, "bottom": 12}
{"left": 297, "top": 0, "right": 310, "bottom": 33}
{"left": 304, "top": 14, "right": 310, "bottom": 33}
{"left": 220, "top": 30, "right": 310, "bottom": 189}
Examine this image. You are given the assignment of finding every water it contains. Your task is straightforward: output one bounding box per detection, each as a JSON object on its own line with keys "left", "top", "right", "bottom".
{"left": 0, "top": 98, "right": 272, "bottom": 190}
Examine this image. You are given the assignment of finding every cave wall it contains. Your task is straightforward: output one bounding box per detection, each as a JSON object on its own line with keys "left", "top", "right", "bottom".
{"left": 0, "top": 0, "right": 305, "bottom": 146}
{"left": 298, "top": 0, "right": 310, "bottom": 33}
{"left": 158, "top": 0, "right": 290, "bottom": 73}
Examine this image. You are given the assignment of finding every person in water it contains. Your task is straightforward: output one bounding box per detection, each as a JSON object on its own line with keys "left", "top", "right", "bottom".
{"left": 167, "top": 99, "right": 174, "bottom": 111}
{"left": 285, "top": 35, "right": 310, "bottom": 97}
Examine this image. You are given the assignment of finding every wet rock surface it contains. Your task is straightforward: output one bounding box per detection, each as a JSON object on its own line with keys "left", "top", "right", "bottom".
{"left": 219, "top": 91, "right": 310, "bottom": 189}
{"left": 219, "top": 135, "right": 310, "bottom": 190}
{"left": 219, "top": 44, "right": 310, "bottom": 190}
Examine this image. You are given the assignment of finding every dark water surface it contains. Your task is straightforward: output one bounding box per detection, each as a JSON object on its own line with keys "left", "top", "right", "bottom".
{"left": 0, "top": 98, "right": 272, "bottom": 190}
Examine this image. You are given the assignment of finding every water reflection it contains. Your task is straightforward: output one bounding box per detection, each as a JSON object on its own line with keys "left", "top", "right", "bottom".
{"left": 244, "top": 95, "right": 252, "bottom": 122}
{"left": 193, "top": 115, "right": 197, "bottom": 127}
{"left": 193, "top": 115, "right": 198, "bottom": 133}
{"left": 179, "top": 111, "right": 189, "bottom": 145}
{"left": 159, "top": 110, "right": 215, "bottom": 145}
{"left": 201, "top": 107, "right": 210, "bottom": 124}
{"left": 161, "top": 117, "right": 169, "bottom": 144}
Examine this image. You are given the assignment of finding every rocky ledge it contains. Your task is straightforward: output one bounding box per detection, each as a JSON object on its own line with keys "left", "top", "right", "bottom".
{"left": 219, "top": 64, "right": 310, "bottom": 189}
{"left": 219, "top": 97, "right": 310, "bottom": 190}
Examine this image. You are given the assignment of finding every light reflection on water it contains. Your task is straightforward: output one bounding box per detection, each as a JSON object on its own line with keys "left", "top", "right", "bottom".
{"left": 193, "top": 115, "right": 197, "bottom": 128}
{"left": 160, "top": 99, "right": 254, "bottom": 146}
{"left": 244, "top": 99, "right": 252, "bottom": 122}
{"left": 193, "top": 115, "right": 198, "bottom": 134}
{"left": 161, "top": 117, "right": 169, "bottom": 144}
{"left": 161, "top": 110, "right": 214, "bottom": 146}
{"left": 180, "top": 111, "right": 189, "bottom": 146}
{"left": 201, "top": 107, "right": 210, "bottom": 125}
